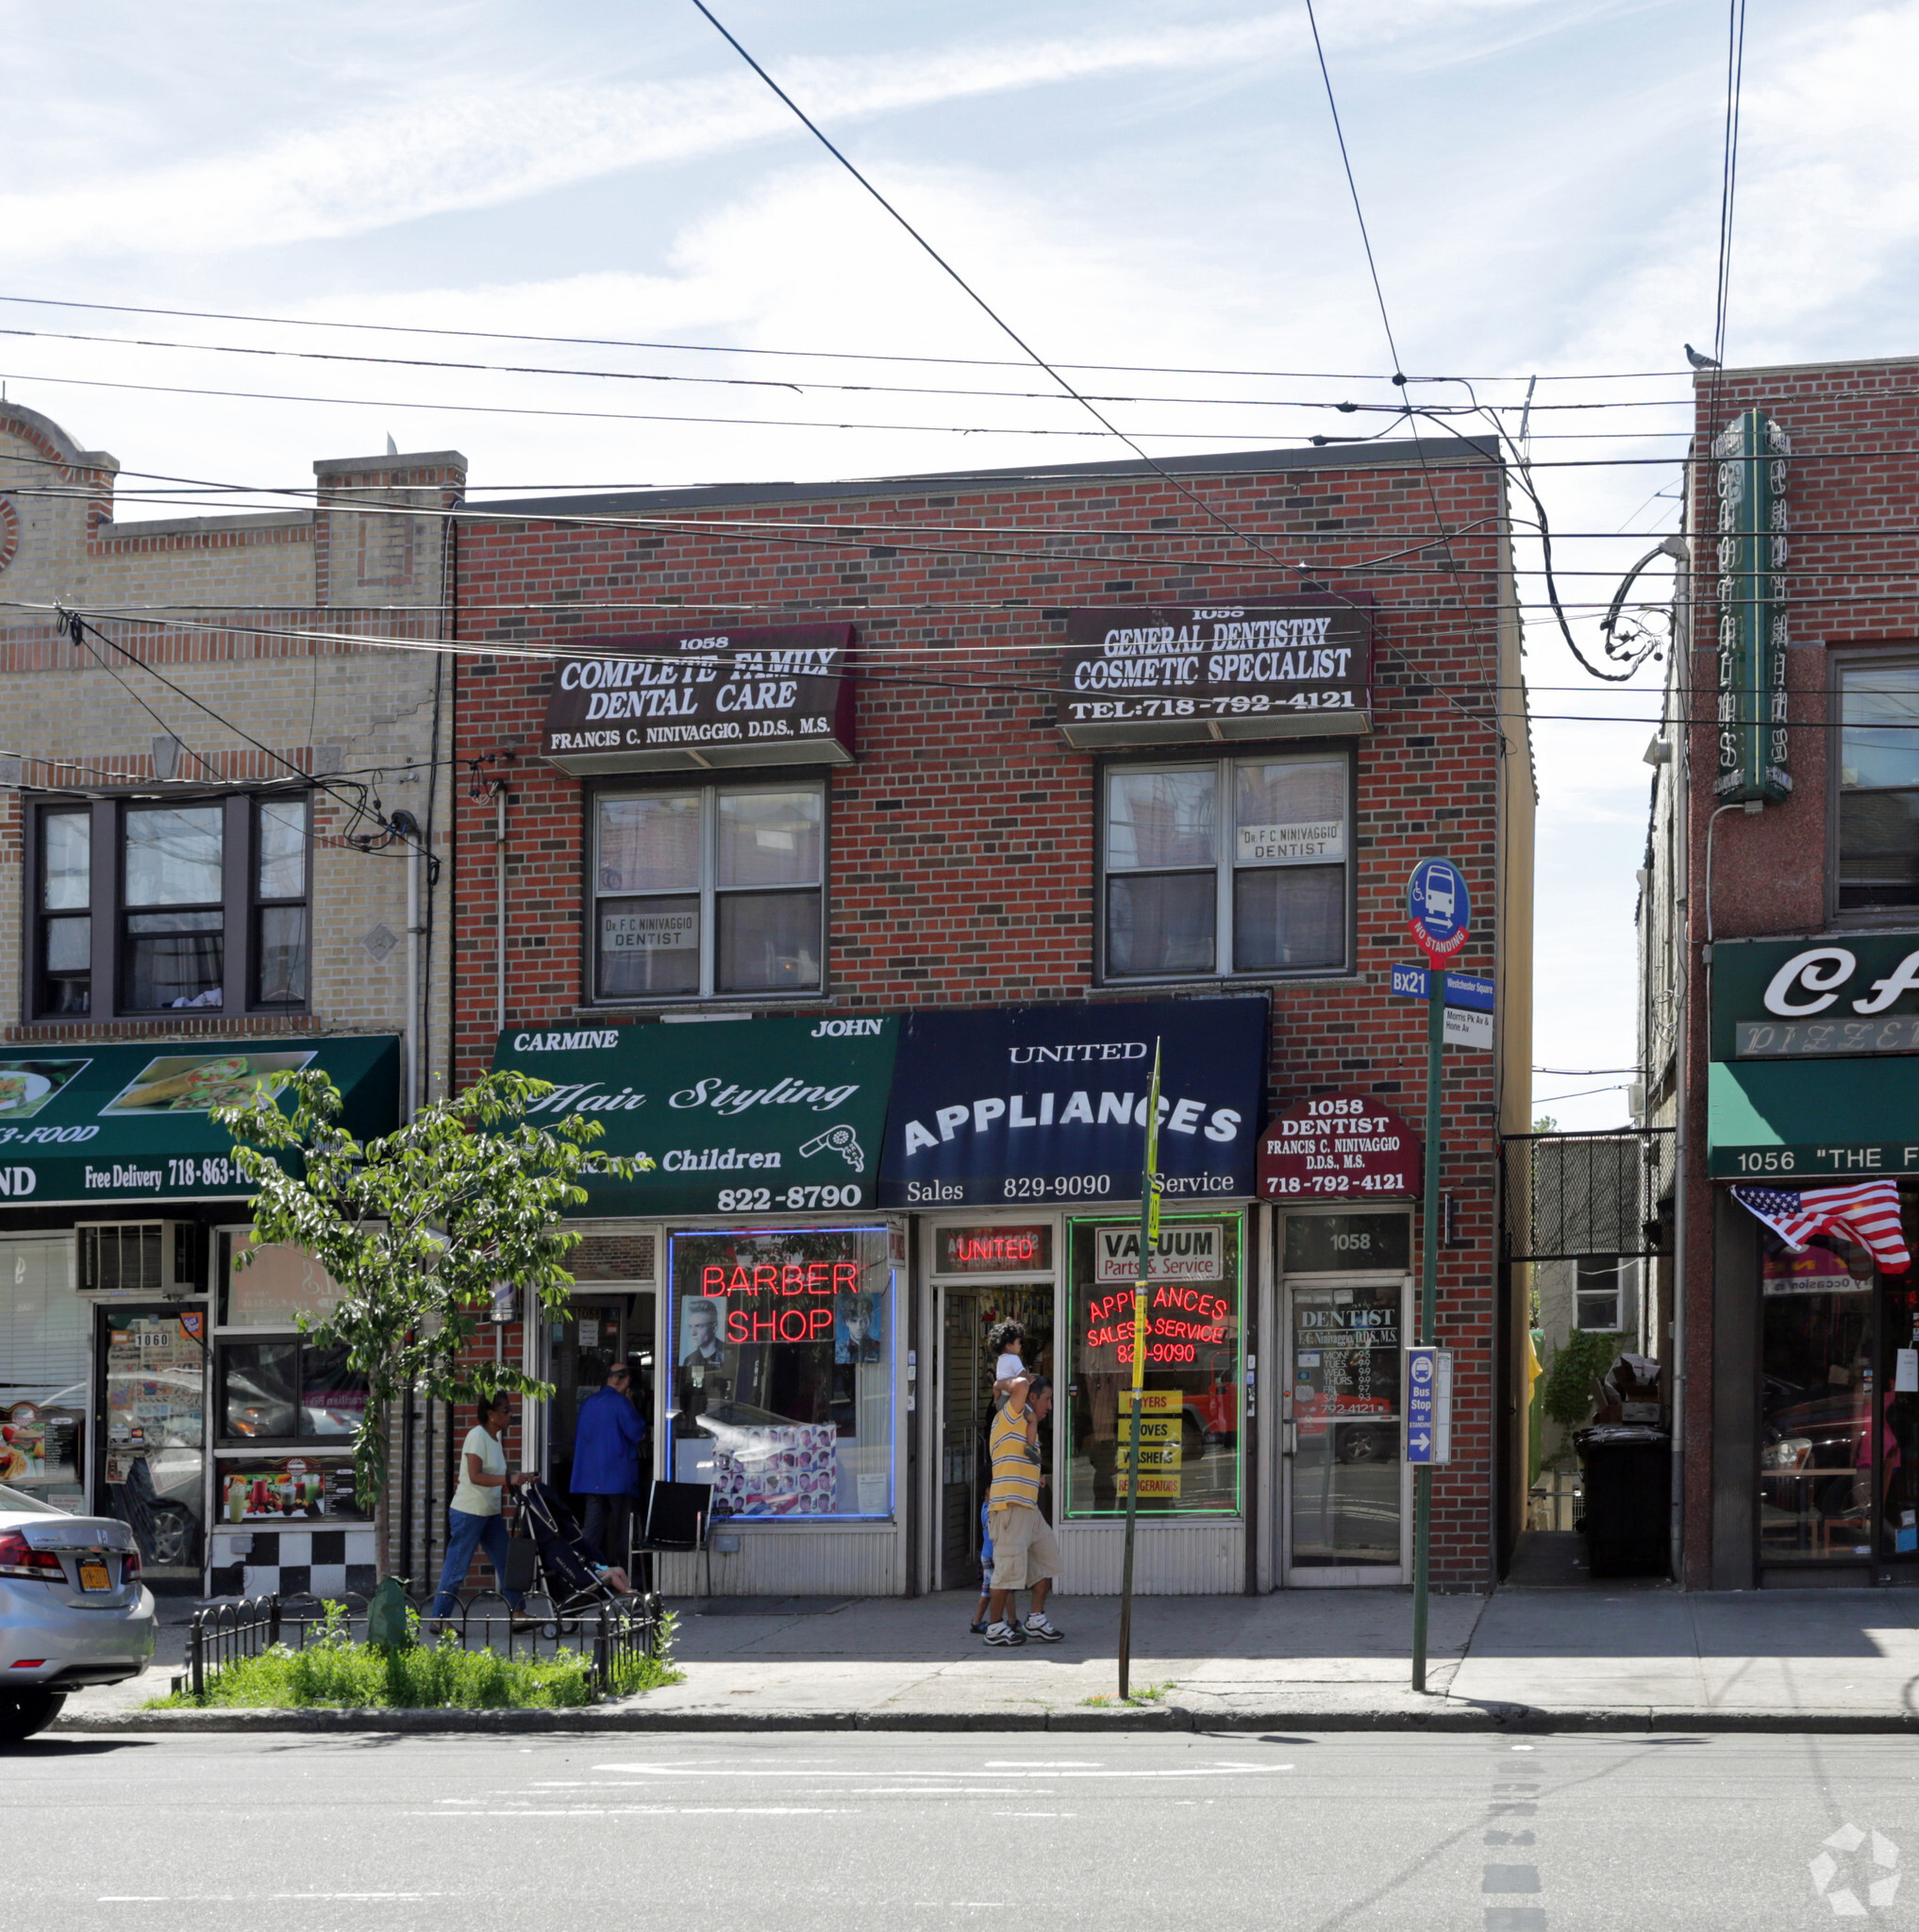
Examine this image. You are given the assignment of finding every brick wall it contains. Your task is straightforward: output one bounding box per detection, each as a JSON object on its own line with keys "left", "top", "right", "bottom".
{"left": 1678, "top": 358, "right": 1919, "bottom": 1586}
{"left": 450, "top": 445, "right": 1528, "bottom": 1584}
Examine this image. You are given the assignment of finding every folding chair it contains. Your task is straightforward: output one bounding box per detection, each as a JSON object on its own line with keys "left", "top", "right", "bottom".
{"left": 630, "top": 1478, "right": 716, "bottom": 1602}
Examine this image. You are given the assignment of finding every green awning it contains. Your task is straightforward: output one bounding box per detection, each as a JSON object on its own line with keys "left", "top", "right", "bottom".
{"left": 0, "top": 1038, "right": 401, "bottom": 1207}
{"left": 492, "top": 1017, "right": 897, "bottom": 1216}
{"left": 1708, "top": 1057, "right": 1919, "bottom": 1179}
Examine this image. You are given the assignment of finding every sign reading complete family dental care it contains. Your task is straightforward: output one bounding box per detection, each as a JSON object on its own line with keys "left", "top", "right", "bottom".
{"left": 1057, "top": 598, "right": 1374, "bottom": 749}
{"left": 877, "top": 995, "right": 1267, "bottom": 1208}
{"left": 540, "top": 623, "right": 857, "bottom": 774}
{"left": 491, "top": 1015, "right": 896, "bottom": 1215}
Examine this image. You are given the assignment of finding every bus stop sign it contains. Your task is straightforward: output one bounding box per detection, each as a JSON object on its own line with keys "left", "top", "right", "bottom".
{"left": 1408, "top": 857, "right": 1470, "bottom": 965}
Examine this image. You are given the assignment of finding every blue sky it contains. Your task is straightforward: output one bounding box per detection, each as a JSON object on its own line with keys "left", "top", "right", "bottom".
{"left": 7, "top": 0, "right": 1917, "bottom": 1122}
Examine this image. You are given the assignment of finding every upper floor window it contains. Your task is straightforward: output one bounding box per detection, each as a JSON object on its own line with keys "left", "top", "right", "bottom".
{"left": 592, "top": 781, "right": 824, "bottom": 1001}
{"left": 31, "top": 794, "right": 310, "bottom": 1018}
{"left": 1837, "top": 659, "right": 1919, "bottom": 912}
{"left": 1574, "top": 1255, "right": 1627, "bottom": 1332}
{"left": 1099, "top": 753, "right": 1350, "bottom": 980}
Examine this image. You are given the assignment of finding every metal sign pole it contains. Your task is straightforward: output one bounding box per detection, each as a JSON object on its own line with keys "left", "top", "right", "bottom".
{"left": 1117, "top": 1040, "right": 1162, "bottom": 1701}
{"left": 1411, "top": 967, "right": 1444, "bottom": 1694}
{"left": 1404, "top": 856, "right": 1466, "bottom": 1698}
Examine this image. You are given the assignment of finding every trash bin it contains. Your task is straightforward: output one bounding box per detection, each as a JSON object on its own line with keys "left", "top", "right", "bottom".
{"left": 1573, "top": 1424, "right": 1671, "bottom": 1578}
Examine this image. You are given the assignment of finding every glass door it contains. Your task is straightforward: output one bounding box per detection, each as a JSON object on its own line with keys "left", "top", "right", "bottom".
{"left": 935, "top": 1282, "right": 1055, "bottom": 1590}
{"left": 95, "top": 1305, "right": 208, "bottom": 1582}
{"left": 1282, "top": 1274, "right": 1409, "bottom": 1581}
{"left": 549, "top": 1295, "right": 655, "bottom": 1502}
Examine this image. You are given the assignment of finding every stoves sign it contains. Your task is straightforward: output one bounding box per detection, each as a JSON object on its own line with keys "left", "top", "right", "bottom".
{"left": 1257, "top": 1091, "right": 1422, "bottom": 1201}
{"left": 540, "top": 623, "right": 857, "bottom": 774}
{"left": 1057, "top": 597, "right": 1374, "bottom": 749}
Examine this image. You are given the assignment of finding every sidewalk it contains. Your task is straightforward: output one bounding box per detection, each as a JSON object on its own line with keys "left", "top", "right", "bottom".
{"left": 54, "top": 1577, "right": 1919, "bottom": 1732}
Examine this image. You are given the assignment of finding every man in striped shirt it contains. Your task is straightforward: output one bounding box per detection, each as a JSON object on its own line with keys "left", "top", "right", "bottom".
{"left": 983, "top": 1373, "right": 1064, "bottom": 1646}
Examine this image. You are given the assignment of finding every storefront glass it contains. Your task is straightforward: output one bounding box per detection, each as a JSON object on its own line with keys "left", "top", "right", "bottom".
{"left": 0, "top": 1237, "right": 87, "bottom": 1506}
{"left": 1760, "top": 1232, "right": 1877, "bottom": 1563}
{"left": 1064, "top": 1213, "right": 1243, "bottom": 1517}
{"left": 98, "top": 1307, "right": 208, "bottom": 1576}
{"left": 1284, "top": 1212, "right": 1410, "bottom": 1571}
{"left": 668, "top": 1226, "right": 893, "bottom": 1518}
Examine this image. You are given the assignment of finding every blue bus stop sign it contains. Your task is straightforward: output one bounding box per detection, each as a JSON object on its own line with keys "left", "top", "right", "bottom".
{"left": 1407, "top": 857, "right": 1470, "bottom": 966}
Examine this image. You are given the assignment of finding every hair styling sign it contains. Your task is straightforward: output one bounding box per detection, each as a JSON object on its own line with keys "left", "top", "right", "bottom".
{"left": 878, "top": 995, "right": 1267, "bottom": 1208}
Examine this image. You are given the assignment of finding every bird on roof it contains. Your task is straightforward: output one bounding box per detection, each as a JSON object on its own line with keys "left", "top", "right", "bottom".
{"left": 1684, "top": 343, "right": 1720, "bottom": 370}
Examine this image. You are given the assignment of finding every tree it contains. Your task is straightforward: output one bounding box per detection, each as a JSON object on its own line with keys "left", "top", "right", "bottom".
{"left": 215, "top": 1068, "right": 652, "bottom": 1524}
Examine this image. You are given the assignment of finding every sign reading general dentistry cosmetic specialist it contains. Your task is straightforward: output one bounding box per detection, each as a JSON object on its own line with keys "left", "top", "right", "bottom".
{"left": 1057, "top": 598, "right": 1374, "bottom": 749}
{"left": 540, "top": 623, "right": 856, "bottom": 774}
{"left": 492, "top": 1015, "right": 896, "bottom": 1215}
{"left": 878, "top": 996, "right": 1267, "bottom": 1208}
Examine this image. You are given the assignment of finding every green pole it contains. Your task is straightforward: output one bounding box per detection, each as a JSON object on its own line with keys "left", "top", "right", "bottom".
{"left": 1411, "top": 964, "right": 1444, "bottom": 1693}
{"left": 1117, "top": 1041, "right": 1162, "bottom": 1701}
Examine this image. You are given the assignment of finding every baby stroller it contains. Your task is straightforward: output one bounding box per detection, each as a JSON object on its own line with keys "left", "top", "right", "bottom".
{"left": 514, "top": 1481, "right": 631, "bottom": 1624}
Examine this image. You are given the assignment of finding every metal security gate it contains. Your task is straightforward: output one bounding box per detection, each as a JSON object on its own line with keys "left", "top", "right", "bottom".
{"left": 1501, "top": 1128, "right": 1676, "bottom": 1263}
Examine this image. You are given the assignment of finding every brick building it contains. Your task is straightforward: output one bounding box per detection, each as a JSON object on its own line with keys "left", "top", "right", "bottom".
{"left": 1642, "top": 356, "right": 1919, "bottom": 1589}
{"left": 449, "top": 439, "right": 1535, "bottom": 1596}
{"left": 0, "top": 401, "right": 464, "bottom": 1600}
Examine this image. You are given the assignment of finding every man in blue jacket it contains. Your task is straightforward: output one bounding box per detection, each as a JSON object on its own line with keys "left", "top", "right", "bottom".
{"left": 571, "top": 1361, "right": 646, "bottom": 1564}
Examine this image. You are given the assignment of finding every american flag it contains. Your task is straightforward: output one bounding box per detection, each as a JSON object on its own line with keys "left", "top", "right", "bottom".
{"left": 1732, "top": 1180, "right": 1911, "bottom": 1274}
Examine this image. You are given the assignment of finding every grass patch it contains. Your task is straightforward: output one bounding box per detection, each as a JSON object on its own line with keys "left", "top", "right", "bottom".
{"left": 148, "top": 1603, "right": 680, "bottom": 1710}
{"left": 1081, "top": 1680, "right": 1176, "bottom": 1707}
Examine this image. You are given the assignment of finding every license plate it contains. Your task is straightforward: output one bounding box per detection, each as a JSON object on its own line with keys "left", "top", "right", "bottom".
{"left": 77, "top": 1559, "right": 111, "bottom": 1591}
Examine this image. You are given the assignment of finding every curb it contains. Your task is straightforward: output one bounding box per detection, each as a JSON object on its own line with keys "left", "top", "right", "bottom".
{"left": 49, "top": 1702, "right": 1919, "bottom": 1737}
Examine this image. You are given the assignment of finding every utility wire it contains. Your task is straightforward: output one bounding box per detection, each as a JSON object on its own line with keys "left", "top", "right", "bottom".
{"left": 0, "top": 290, "right": 1695, "bottom": 384}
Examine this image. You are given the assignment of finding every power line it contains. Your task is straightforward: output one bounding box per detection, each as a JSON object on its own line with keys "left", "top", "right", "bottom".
{"left": 0, "top": 321, "right": 1696, "bottom": 414}
{"left": 0, "top": 290, "right": 1697, "bottom": 384}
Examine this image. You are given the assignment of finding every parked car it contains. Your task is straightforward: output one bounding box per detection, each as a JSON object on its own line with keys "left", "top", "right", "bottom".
{"left": 0, "top": 1481, "right": 156, "bottom": 1742}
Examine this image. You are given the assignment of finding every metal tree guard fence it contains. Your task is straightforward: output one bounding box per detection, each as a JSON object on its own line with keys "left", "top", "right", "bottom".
{"left": 180, "top": 1591, "right": 664, "bottom": 1701}
{"left": 1501, "top": 1127, "right": 1676, "bottom": 1262}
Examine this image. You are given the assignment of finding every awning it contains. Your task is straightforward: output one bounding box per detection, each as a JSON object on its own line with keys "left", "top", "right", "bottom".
{"left": 1708, "top": 1057, "right": 1919, "bottom": 1179}
{"left": 491, "top": 1016, "right": 897, "bottom": 1215}
{"left": 877, "top": 995, "right": 1269, "bottom": 1207}
{"left": 0, "top": 1037, "right": 401, "bottom": 1207}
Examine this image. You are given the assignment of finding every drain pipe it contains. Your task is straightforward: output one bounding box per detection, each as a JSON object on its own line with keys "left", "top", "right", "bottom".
{"left": 496, "top": 787, "right": 509, "bottom": 1033}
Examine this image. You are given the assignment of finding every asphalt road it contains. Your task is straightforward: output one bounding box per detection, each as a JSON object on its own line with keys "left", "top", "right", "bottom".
{"left": 10, "top": 1729, "right": 1919, "bottom": 1929}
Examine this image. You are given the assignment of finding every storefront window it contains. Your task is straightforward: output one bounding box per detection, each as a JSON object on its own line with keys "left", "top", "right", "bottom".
{"left": 218, "top": 1230, "right": 347, "bottom": 1329}
{"left": 100, "top": 1307, "right": 207, "bottom": 1575}
{"left": 219, "top": 1339, "right": 366, "bottom": 1442}
{"left": 0, "top": 1237, "right": 87, "bottom": 1500}
{"left": 1760, "top": 1231, "right": 1876, "bottom": 1562}
{"left": 1065, "top": 1214, "right": 1242, "bottom": 1517}
{"left": 215, "top": 1454, "right": 368, "bottom": 1524}
{"left": 668, "top": 1226, "right": 893, "bottom": 1518}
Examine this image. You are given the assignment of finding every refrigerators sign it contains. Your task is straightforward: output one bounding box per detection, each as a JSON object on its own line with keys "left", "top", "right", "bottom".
{"left": 540, "top": 623, "right": 857, "bottom": 774}
{"left": 1058, "top": 599, "right": 1373, "bottom": 749}
{"left": 878, "top": 996, "right": 1266, "bottom": 1207}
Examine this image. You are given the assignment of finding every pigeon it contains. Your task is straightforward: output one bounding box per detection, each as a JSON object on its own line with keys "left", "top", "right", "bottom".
{"left": 1684, "top": 343, "right": 1720, "bottom": 370}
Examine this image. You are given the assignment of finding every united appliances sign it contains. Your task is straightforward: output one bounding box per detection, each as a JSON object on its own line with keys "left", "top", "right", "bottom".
{"left": 540, "top": 623, "right": 857, "bottom": 774}
{"left": 1058, "top": 599, "right": 1373, "bottom": 749}
{"left": 878, "top": 995, "right": 1267, "bottom": 1208}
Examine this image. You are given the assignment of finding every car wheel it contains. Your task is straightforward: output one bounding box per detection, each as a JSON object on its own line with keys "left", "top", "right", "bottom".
{"left": 144, "top": 1505, "right": 196, "bottom": 1569}
{"left": 1181, "top": 1417, "right": 1207, "bottom": 1463}
{"left": 0, "top": 1690, "right": 65, "bottom": 1745}
{"left": 1337, "top": 1426, "right": 1384, "bottom": 1465}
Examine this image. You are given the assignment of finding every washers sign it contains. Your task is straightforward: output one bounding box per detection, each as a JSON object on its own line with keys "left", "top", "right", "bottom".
{"left": 1407, "top": 857, "right": 1470, "bottom": 965}
{"left": 1391, "top": 965, "right": 1494, "bottom": 1011}
{"left": 1406, "top": 1346, "right": 1453, "bottom": 1464}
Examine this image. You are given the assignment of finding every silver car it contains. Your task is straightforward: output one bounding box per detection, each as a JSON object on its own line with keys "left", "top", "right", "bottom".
{"left": 0, "top": 1481, "right": 156, "bottom": 1742}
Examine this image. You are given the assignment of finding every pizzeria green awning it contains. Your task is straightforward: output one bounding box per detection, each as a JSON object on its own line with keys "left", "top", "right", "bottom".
{"left": 1708, "top": 1057, "right": 1919, "bottom": 1179}
{"left": 0, "top": 1037, "right": 401, "bottom": 1206}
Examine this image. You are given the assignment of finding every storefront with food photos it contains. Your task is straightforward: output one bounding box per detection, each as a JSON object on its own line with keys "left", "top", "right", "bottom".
{"left": 1705, "top": 935, "right": 1919, "bottom": 1583}
{"left": 0, "top": 1037, "right": 399, "bottom": 1596}
{"left": 880, "top": 996, "right": 1268, "bottom": 1597}
{"left": 492, "top": 1012, "right": 906, "bottom": 1595}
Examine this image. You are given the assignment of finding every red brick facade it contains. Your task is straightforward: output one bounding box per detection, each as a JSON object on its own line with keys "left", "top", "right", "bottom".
{"left": 1675, "top": 358, "right": 1919, "bottom": 1588}
{"left": 449, "top": 442, "right": 1534, "bottom": 1588}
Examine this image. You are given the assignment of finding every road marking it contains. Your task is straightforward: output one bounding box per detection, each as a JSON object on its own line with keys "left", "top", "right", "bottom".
{"left": 589, "top": 1764, "right": 1290, "bottom": 1780}
{"left": 982, "top": 1760, "right": 1100, "bottom": 1767}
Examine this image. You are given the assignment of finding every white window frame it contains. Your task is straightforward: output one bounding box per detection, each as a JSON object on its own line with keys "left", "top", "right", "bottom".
{"left": 1096, "top": 751, "right": 1354, "bottom": 984}
{"left": 589, "top": 778, "right": 827, "bottom": 1004}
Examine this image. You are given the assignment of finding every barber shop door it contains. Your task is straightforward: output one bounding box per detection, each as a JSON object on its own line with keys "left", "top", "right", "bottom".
{"left": 549, "top": 1297, "right": 656, "bottom": 1500}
